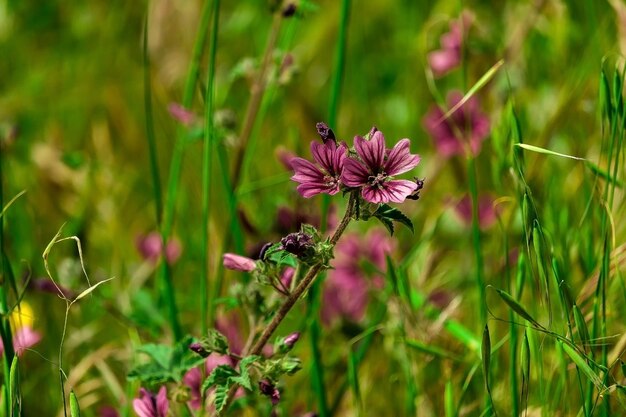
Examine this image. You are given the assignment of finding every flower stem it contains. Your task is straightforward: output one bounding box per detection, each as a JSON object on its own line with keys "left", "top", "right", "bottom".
{"left": 218, "top": 193, "right": 356, "bottom": 415}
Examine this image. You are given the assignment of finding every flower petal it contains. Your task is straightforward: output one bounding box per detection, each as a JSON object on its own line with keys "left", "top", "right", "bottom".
{"left": 311, "top": 141, "right": 334, "bottom": 175}
{"left": 385, "top": 139, "right": 421, "bottom": 176}
{"left": 354, "top": 132, "right": 385, "bottom": 172}
{"left": 156, "top": 386, "right": 169, "bottom": 417}
{"left": 381, "top": 180, "right": 418, "bottom": 203}
{"left": 290, "top": 157, "right": 325, "bottom": 184}
{"left": 361, "top": 186, "right": 388, "bottom": 204}
{"left": 296, "top": 182, "right": 339, "bottom": 198}
{"left": 341, "top": 158, "right": 370, "bottom": 187}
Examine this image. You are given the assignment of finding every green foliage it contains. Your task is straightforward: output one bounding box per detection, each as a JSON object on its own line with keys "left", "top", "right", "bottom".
{"left": 128, "top": 336, "right": 205, "bottom": 385}
{"left": 372, "top": 204, "right": 414, "bottom": 235}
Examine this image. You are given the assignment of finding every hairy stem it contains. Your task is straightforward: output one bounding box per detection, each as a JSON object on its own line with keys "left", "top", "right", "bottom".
{"left": 218, "top": 193, "right": 356, "bottom": 415}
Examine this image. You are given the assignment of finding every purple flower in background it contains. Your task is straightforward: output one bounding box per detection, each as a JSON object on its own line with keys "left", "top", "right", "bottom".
{"left": 99, "top": 406, "right": 120, "bottom": 417}
{"left": 0, "top": 326, "right": 42, "bottom": 356}
{"left": 223, "top": 253, "right": 256, "bottom": 272}
{"left": 423, "top": 91, "right": 490, "bottom": 158}
{"left": 322, "top": 229, "right": 394, "bottom": 325}
{"left": 454, "top": 194, "right": 498, "bottom": 229}
{"left": 342, "top": 131, "right": 420, "bottom": 204}
{"left": 427, "top": 12, "right": 472, "bottom": 77}
{"left": 168, "top": 103, "right": 196, "bottom": 126}
{"left": 290, "top": 141, "right": 348, "bottom": 198}
{"left": 136, "top": 232, "right": 182, "bottom": 265}
{"left": 133, "top": 386, "right": 168, "bottom": 417}
{"left": 184, "top": 354, "right": 234, "bottom": 410}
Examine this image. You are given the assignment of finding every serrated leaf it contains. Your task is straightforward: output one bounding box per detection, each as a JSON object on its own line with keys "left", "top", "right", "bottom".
{"left": 373, "top": 204, "right": 414, "bottom": 233}
{"left": 213, "top": 383, "right": 230, "bottom": 414}
{"left": 195, "top": 329, "right": 230, "bottom": 356}
{"left": 203, "top": 365, "right": 238, "bottom": 393}
{"left": 374, "top": 215, "right": 394, "bottom": 235}
{"left": 137, "top": 344, "right": 172, "bottom": 370}
{"left": 233, "top": 355, "right": 261, "bottom": 391}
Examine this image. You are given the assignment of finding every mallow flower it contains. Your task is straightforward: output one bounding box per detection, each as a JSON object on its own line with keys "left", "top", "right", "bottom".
{"left": 342, "top": 131, "right": 421, "bottom": 204}
{"left": 132, "top": 386, "right": 168, "bottom": 417}
{"left": 290, "top": 140, "right": 347, "bottom": 198}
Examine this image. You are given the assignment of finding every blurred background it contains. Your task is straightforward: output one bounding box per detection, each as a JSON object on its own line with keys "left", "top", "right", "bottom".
{"left": 1, "top": 0, "right": 625, "bottom": 415}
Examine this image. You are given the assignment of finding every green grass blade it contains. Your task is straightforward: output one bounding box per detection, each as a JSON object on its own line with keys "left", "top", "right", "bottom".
{"left": 515, "top": 143, "right": 585, "bottom": 161}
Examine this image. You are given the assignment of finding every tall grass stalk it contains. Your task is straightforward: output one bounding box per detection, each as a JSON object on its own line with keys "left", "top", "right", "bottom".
{"left": 201, "top": 0, "right": 221, "bottom": 340}
{"left": 467, "top": 156, "right": 486, "bottom": 326}
{"left": 156, "top": 0, "right": 215, "bottom": 340}
{"left": 0, "top": 135, "right": 15, "bottom": 417}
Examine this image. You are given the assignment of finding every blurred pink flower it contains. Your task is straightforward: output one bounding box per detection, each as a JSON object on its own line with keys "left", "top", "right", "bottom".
{"left": 223, "top": 253, "right": 256, "bottom": 273}
{"left": 168, "top": 103, "right": 196, "bottom": 126}
{"left": 322, "top": 229, "right": 394, "bottom": 325}
{"left": 341, "top": 131, "right": 421, "bottom": 204}
{"left": 423, "top": 91, "right": 490, "bottom": 158}
{"left": 136, "top": 232, "right": 182, "bottom": 265}
{"left": 184, "top": 354, "right": 234, "bottom": 410}
{"left": 454, "top": 194, "right": 498, "bottom": 229}
{"left": 99, "top": 406, "right": 120, "bottom": 417}
{"left": 0, "top": 326, "right": 42, "bottom": 356}
{"left": 133, "top": 386, "right": 168, "bottom": 417}
{"left": 427, "top": 12, "right": 472, "bottom": 77}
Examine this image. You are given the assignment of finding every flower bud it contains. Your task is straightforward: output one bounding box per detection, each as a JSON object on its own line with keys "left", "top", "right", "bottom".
{"left": 315, "top": 122, "right": 336, "bottom": 143}
{"left": 223, "top": 253, "right": 257, "bottom": 272}
{"left": 259, "top": 380, "right": 281, "bottom": 405}
{"left": 280, "top": 232, "right": 314, "bottom": 257}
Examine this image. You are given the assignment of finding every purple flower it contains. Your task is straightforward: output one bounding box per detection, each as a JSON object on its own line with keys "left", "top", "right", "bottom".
{"left": 322, "top": 229, "right": 394, "bottom": 325}
{"left": 223, "top": 253, "right": 256, "bottom": 272}
{"left": 168, "top": 103, "right": 196, "bottom": 126}
{"left": 0, "top": 326, "right": 42, "bottom": 356}
{"left": 99, "top": 406, "right": 120, "bottom": 417}
{"left": 427, "top": 12, "right": 472, "bottom": 77}
{"left": 184, "top": 354, "right": 236, "bottom": 411}
{"left": 132, "top": 386, "right": 168, "bottom": 417}
{"left": 423, "top": 91, "right": 490, "bottom": 158}
{"left": 454, "top": 194, "right": 498, "bottom": 229}
{"left": 136, "top": 232, "right": 182, "bottom": 265}
{"left": 342, "top": 131, "right": 420, "bottom": 204}
{"left": 290, "top": 141, "right": 348, "bottom": 198}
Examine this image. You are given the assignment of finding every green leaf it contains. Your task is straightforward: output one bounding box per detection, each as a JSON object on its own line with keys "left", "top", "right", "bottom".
{"left": 232, "top": 355, "right": 261, "bottom": 391}
{"left": 482, "top": 325, "right": 492, "bottom": 395}
{"left": 374, "top": 215, "right": 394, "bottom": 235}
{"left": 559, "top": 341, "right": 604, "bottom": 389}
{"left": 514, "top": 143, "right": 585, "bottom": 161}
{"left": 69, "top": 391, "right": 81, "bottom": 417}
{"left": 373, "top": 204, "right": 413, "bottom": 235}
{"left": 203, "top": 365, "right": 238, "bottom": 393}
{"left": 194, "top": 329, "right": 230, "bottom": 357}
{"left": 129, "top": 336, "right": 205, "bottom": 384}
{"left": 213, "top": 383, "right": 230, "bottom": 414}
{"left": 495, "top": 289, "right": 541, "bottom": 328}
{"left": 572, "top": 304, "right": 590, "bottom": 348}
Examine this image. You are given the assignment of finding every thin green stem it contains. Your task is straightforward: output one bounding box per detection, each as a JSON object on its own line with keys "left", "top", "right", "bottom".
{"left": 142, "top": 16, "right": 163, "bottom": 226}
{"left": 467, "top": 156, "right": 486, "bottom": 326}
{"left": 201, "top": 0, "right": 221, "bottom": 340}
{"left": 157, "top": 0, "right": 214, "bottom": 340}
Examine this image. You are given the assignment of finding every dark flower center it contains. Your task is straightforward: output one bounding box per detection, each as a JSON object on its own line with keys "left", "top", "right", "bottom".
{"left": 323, "top": 174, "right": 339, "bottom": 187}
{"left": 368, "top": 172, "right": 388, "bottom": 189}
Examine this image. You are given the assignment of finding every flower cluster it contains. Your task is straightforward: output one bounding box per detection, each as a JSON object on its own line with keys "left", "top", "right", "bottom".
{"left": 290, "top": 125, "right": 421, "bottom": 204}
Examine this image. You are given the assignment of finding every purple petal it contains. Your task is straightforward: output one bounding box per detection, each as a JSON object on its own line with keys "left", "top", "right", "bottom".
{"left": 296, "top": 182, "right": 338, "bottom": 198}
{"left": 381, "top": 180, "right": 419, "bottom": 203}
{"left": 290, "top": 157, "right": 325, "bottom": 184}
{"left": 156, "top": 386, "right": 169, "bottom": 417}
{"left": 133, "top": 389, "right": 154, "bottom": 417}
{"left": 354, "top": 133, "right": 385, "bottom": 172}
{"left": 361, "top": 187, "right": 388, "bottom": 204}
{"left": 311, "top": 141, "right": 335, "bottom": 175}
{"left": 341, "top": 158, "right": 370, "bottom": 187}
{"left": 384, "top": 139, "right": 421, "bottom": 176}
{"left": 13, "top": 326, "right": 41, "bottom": 355}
